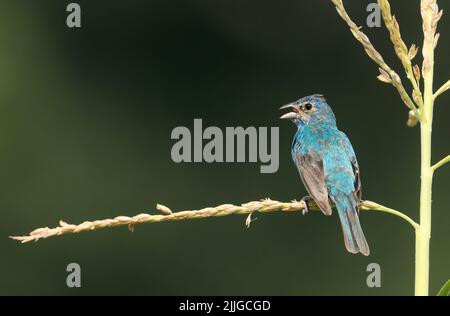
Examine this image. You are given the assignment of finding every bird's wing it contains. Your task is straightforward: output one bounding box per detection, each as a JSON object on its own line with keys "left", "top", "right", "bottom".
{"left": 340, "top": 133, "right": 362, "bottom": 204}
{"left": 293, "top": 149, "right": 332, "bottom": 215}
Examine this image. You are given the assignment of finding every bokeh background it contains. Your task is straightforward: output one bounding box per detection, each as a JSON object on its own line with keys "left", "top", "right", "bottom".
{"left": 0, "top": 0, "right": 449, "bottom": 295}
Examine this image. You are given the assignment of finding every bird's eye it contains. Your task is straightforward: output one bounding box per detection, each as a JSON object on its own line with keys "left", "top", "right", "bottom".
{"left": 304, "top": 103, "right": 313, "bottom": 111}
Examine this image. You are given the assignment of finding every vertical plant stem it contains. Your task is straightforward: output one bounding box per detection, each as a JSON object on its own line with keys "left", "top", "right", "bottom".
{"left": 415, "top": 92, "right": 433, "bottom": 296}
{"left": 415, "top": 26, "right": 435, "bottom": 295}
{"left": 415, "top": 120, "right": 432, "bottom": 295}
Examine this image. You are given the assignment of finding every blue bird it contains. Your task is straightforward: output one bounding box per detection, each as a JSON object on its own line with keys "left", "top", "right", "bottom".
{"left": 280, "top": 94, "right": 370, "bottom": 256}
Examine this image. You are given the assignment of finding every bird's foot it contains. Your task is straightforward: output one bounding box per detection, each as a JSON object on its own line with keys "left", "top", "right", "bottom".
{"left": 300, "top": 196, "right": 314, "bottom": 215}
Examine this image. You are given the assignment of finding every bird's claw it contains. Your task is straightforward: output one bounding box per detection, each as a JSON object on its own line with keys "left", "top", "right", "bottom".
{"left": 300, "top": 196, "right": 313, "bottom": 215}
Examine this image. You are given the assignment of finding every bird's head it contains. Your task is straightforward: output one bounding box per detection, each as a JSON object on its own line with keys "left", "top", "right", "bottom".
{"left": 280, "top": 94, "right": 336, "bottom": 127}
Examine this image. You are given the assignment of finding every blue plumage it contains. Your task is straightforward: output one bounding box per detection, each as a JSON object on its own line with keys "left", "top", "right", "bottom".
{"left": 281, "top": 94, "right": 370, "bottom": 256}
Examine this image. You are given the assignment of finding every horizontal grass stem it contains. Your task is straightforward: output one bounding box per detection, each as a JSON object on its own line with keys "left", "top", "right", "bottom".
{"left": 10, "top": 199, "right": 418, "bottom": 243}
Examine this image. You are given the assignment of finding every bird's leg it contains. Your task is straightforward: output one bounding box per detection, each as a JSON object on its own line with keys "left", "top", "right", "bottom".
{"left": 300, "top": 196, "right": 314, "bottom": 215}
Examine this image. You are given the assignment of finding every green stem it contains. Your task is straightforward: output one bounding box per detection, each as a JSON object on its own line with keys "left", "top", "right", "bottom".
{"left": 415, "top": 55, "right": 434, "bottom": 298}
{"left": 433, "top": 79, "right": 450, "bottom": 99}
{"left": 415, "top": 121, "right": 432, "bottom": 296}
{"left": 431, "top": 155, "right": 450, "bottom": 171}
{"left": 365, "top": 203, "right": 419, "bottom": 230}
{"left": 415, "top": 133, "right": 432, "bottom": 296}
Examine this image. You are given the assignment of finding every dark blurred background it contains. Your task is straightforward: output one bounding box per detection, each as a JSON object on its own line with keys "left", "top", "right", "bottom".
{"left": 0, "top": 0, "right": 449, "bottom": 295}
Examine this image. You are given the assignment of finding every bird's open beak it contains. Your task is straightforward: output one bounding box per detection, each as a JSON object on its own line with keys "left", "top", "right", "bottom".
{"left": 280, "top": 102, "right": 299, "bottom": 120}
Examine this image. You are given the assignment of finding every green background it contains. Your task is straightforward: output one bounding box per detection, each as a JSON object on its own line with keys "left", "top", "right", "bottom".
{"left": 0, "top": 0, "right": 449, "bottom": 295}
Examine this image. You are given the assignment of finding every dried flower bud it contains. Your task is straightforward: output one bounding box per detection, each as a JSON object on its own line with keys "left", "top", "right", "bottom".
{"left": 30, "top": 228, "right": 48, "bottom": 235}
{"left": 412, "top": 89, "right": 422, "bottom": 106}
{"left": 116, "top": 216, "right": 132, "bottom": 222}
{"left": 435, "top": 9, "right": 443, "bottom": 25}
{"left": 245, "top": 213, "right": 252, "bottom": 228}
{"left": 377, "top": 75, "right": 391, "bottom": 84}
{"left": 407, "top": 110, "right": 419, "bottom": 128}
{"left": 391, "top": 72, "right": 402, "bottom": 85}
{"left": 156, "top": 203, "right": 173, "bottom": 214}
{"left": 245, "top": 212, "right": 257, "bottom": 228}
{"left": 377, "top": 68, "right": 392, "bottom": 84}
{"left": 408, "top": 44, "right": 419, "bottom": 60}
{"left": 434, "top": 33, "right": 440, "bottom": 48}
{"left": 413, "top": 65, "right": 421, "bottom": 82}
{"left": 393, "top": 15, "right": 400, "bottom": 31}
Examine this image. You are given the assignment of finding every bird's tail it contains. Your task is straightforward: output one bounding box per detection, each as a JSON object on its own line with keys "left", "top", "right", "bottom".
{"left": 335, "top": 194, "right": 370, "bottom": 256}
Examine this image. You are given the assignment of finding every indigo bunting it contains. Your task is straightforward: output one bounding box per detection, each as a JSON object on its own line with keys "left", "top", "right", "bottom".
{"left": 280, "top": 94, "right": 370, "bottom": 256}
